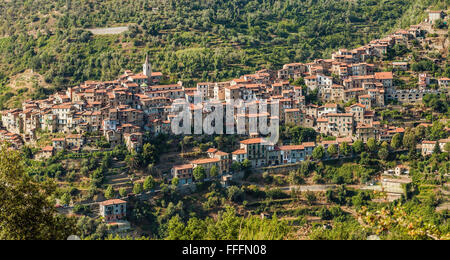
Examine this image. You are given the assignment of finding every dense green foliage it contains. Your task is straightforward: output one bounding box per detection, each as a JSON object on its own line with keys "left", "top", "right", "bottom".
{"left": 280, "top": 124, "right": 317, "bottom": 144}
{"left": 166, "top": 207, "right": 290, "bottom": 240}
{"left": 423, "top": 94, "right": 449, "bottom": 114}
{"left": 0, "top": 145, "right": 78, "bottom": 240}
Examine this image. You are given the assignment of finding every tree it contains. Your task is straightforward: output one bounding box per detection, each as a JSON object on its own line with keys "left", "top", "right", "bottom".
{"left": 193, "top": 166, "right": 206, "bottom": 181}
{"left": 147, "top": 163, "right": 156, "bottom": 175}
{"left": 242, "top": 159, "right": 251, "bottom": 169}
{"left": 21, "top": 146, "right": 33, "bottom": 159}
{"left": 430, "top": 121, "right": 446, "bottom": 140}
{"left": 415, "top": 126, "right": 427, "bottom": 140}
{"left": 299, "top": 161, "right": 315, "bottom": 176}
{"left": 119, "top": 187, "right": 127, "bottom": 198}
{"left": 209, "top": 165, "right": 218, "bottom": 178}
{"left": 444, "top": 143, "right": 450, "bottom": 154}
{"left": 352, "top": 192, "right": 370, "bottom": 210}
{"left": 125, "top": 152, "right": 142, "bottom": 170}
{"left": 227, "top": 186, "right": 244, "bottom": 202}
{"left": 312, "top": 146, "right": 325, "bottom": 160}
{"left": 333, "top": 185, "right": 350, "bottom": 205}
{"left": 142, "top": 143, "right": 159, "bottom": 164}
{"left": 432, "top": 142, "right": 441, "bottom": 155}
{"left": 61, "top": 192, "right": 71, "bottom": 206}
{"left": 318, "top": 207, "right": 333, "bottom": 220}
{"left": 288, "top": 171, "right": 304, "bottom": 185}
{"left": 359, "top": 152, "right": 371, "bottom": 166}
{"left": 292, "top": 77, "right": 305, "bottom": 86}
{"left": 353, "top": 140, "right": 365, "bottom": 154}
{"left": 391, "top": 133, "right": 403, "bottom": 150}
{"left": 282, "top": 125, "right": 317, "bottom": 144}
{"left": 262, "top": 172, "right": 273, "bottom": 183}
{"left": 171, "top": 177, "right": 180, "bottom": 188}
{"left": 0, "top": 145, "right": 78, "bottom": 240}
{"left": 327, "top": 144, "right": 338, "bottom": 158}
{"left": 214, "top": 136, "right": 225, "bottom": 150}
{"left": 304, "top": 191, "right": 317, "bottom": 206}
{"left": 231, "top": 162, "right": 242, "bottom": 172}
{"left": 443, "top": 142, "right": 450, "bottom": 160}
{"left": 378, "top": 147, "right": 389, "bottom": 161}
{"left": 148, "top": 163, "right": 162, "bottom": 179}
{"left": 340, "top": 142, "right": 352, "bottom": 157}
{"left": 367, "top": 138, "right": 378, "bottom": 154}
{"left": 166, "top": 215, "right": 187, "bottom": 240}
{"left": 104, "top": 185, "right": 115, "bottom": 199}
{"left": 102, "top": 153, "right": 112, "bottom": 168}
{"left": 403, "top": 131, "right": 417, "bottom": 151}
{"left": 133, "top": 182, "right": 143, "bottom": 195}
{"left": 143, "top": 176, "right": 156, "bottom": 191}
{"left": 434, "top": 19, "right": 448, "bottom": 29}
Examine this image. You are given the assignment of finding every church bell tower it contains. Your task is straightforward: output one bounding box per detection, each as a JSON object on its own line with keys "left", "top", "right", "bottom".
{"left": 143, "top": 54, "right": 152, "bottom": 77}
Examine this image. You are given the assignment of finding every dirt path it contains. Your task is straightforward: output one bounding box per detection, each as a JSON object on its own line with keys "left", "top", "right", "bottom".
{"left": 87, "top": 27, "right": 129, "bottom": 35}
{"left": 284, "top": 184, "right": 337, "bottom": 192}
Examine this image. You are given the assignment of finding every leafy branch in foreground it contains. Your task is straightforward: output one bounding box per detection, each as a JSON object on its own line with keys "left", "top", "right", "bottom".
{"left": 359, "top": 205, "right": 449, "bottom": 240}
{"left": 0, "top": 145, "right": 78, "bottom": 240}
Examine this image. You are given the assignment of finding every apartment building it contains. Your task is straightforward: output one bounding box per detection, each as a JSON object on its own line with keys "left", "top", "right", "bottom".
{"left": 171, "top": 164, "right": 194, "bottom": 186}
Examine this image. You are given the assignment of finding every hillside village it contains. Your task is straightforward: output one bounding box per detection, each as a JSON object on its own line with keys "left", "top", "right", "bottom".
{"left": 0, "top": 10, "right": 449, "bottom": 234}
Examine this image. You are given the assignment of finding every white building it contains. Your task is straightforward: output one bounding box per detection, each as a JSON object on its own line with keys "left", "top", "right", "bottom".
{"left": 428, "top": 11, "right": 445, "bottom": 23}
{"left": 99, "top": 199, "right": 127, "bottom": 222}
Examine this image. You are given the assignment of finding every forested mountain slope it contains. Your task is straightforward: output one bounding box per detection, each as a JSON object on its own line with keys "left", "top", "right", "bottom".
{"left": 0, "top": 0, "right": 447, "bottom": 108}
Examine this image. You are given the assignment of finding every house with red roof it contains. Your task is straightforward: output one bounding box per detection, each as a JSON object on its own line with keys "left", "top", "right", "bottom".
{"left": 279, "top": 145, "right": 306, "bottom": 164}
{"left": 99, "top": 199, "right": 127, "bottom": 222}
{"left": 171, "top": 164, "right": 194, "bottom": 186}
